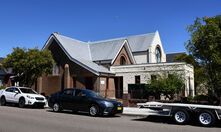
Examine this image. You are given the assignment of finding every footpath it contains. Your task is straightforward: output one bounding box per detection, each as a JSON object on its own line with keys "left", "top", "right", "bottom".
{"left": 122, "top": 107, "right": 151, "bottom": 116}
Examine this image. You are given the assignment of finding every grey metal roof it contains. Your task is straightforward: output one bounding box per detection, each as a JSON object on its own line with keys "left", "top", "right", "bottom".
{"left": 89, "top": 39, "right": 125, "bottom": 61}
{"left": 126, "top": 33, "right": 156, "bottom": 52}
{"left": 89, "top": 32, "right": 156, "bottom": 61}
{"left": 79, "top": 58, "right": 112, "bottom": 74}
{"left": 49, "top": 32, "right": 156, "bottom": 75}
{"left": 52, "top": 33, "right": 112, "bottom": 75}
{"left": 53, "top": 33, "right": 91, "bottom": 61}
{"left": 90, "top": 32, "right": 156, "bottom": 53}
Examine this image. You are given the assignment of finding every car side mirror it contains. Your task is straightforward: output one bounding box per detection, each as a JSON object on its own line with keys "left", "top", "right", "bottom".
{"left": 14, "top": 91, "right": 19, "bottom": 94}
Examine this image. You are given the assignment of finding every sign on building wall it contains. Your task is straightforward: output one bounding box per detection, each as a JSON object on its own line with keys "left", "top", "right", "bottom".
{"left": 100, "top": 80, "right": 105, "bottom": 85}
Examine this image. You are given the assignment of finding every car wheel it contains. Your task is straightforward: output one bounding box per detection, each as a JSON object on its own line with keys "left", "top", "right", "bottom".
{"left": 89, "top": 105, "right": 99, "bottom": 116}
{"left": 53, "top": 103, "right": 61, "bottom": 112}
{"left": 18, "top": 98, "right": 26, "bottom": 108}
{"left": 198, "top": 110, "right": 216, "bottom": 127}
{"left": 173, "top": 109, "right": 189, "bottom": 124}
{"left": 0, "top": 96, "right": 6, "bottom": 106}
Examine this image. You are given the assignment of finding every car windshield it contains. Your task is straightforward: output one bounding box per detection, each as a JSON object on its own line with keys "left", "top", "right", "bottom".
{"left": 85, "top": 90, "right": 103, "bottom": 98}
{"left": 19, "top": 88, "right": 37, "bottom": 94}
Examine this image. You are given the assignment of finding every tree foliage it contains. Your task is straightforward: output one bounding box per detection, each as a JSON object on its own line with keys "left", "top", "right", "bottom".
{"left": 146, "top": 73, "right": 184, "bottom": 100}
{"left": 2, "top": 47, "right": 54, "bottom": 87}
{"left": 186, "top": 15, "right": 221, "bottom": 98}
{"left": 175, "top": 54, "right": 206, "bottom": 93}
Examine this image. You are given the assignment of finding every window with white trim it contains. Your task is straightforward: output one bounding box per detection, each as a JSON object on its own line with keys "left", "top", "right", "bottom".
{"left": 155, "top": 47, "right": 161, "bottom": 63}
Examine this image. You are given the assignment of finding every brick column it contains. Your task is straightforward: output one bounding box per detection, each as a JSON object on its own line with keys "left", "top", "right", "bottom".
{"left": 64, "top": 64, "right": 71, "bottom": 88}
{"left": 107, "top": 77, "right": 116, "bottom": 99}
{"left": 122, "top": 93, "right": 130, "bottom": 107}
{"left": 37, "top": 77, "right": 43, "bottom": 93}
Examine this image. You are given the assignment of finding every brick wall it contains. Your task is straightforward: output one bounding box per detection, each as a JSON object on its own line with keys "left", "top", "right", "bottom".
{"left": 113, "top": 46, "right": 132, "bottom": 66}
{"left": 37, "top": 75, "right": 61, "bottom": 96}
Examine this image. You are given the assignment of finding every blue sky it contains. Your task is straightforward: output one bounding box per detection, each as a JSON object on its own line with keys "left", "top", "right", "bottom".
{"left": 0, "top": 0, "right": 221, "bottom": 57}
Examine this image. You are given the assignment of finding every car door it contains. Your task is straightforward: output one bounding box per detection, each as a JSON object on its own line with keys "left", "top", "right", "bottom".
{"left": 74, "top": 90, "right": 91, "bottom": 112}
{"left": 4, "top": 88, "right": 14, "bottom": 102}
{"left": 11, "top": 88, "right": 21, "bottom": 103}
{"left": 60, "top": 89, "right": 75, "bottom": 110}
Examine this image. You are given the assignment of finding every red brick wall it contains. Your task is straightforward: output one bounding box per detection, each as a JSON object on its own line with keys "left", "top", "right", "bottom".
{"left": 106, "top": 77, "right": 116, "bottom": 98}
{"left": 37, "top": 75, "right": 61, "bottom": 96}
{"left": 113, "top": 46, "right": 133, "bottom": 66}
{"left": 99, "top": 77, "right": 107, "bottom": 97}
{"left": 99, "top": 77, "right": 116, "bottom": 99}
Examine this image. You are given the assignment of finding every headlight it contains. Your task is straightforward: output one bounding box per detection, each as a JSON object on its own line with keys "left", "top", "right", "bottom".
{"left": 26, "top": 95, "right": 34, "bottom": 99}
{"left": 101, "top": 101, "right": 113, "bottom": 107}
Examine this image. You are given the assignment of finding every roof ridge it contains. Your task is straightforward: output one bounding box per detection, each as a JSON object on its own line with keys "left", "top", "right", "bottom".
{"left": 53, "top": 33, "right": 87, "bottom": 44}
{"left": 88, "top": 44, "right": 92, "bottom": 60}
{"left": 89, "top": 32, "right": 156, "bottom": 45}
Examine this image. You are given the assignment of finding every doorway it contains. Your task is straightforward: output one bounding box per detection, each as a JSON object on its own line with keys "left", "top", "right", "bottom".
{"left": 115, "top": 77, "right": 123, "bottom": 99}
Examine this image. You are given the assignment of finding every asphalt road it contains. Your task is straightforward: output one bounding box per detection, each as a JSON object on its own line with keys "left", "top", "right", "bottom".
{"left": 0, "top": 106, "right": 220, "bottom": 132}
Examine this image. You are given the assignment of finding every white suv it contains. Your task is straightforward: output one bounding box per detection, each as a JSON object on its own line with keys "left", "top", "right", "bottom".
{"left": 0, "top": 87, "right": 47, "bottom": 108}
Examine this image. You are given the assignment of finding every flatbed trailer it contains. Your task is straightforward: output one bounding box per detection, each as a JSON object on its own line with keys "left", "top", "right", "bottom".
{"left": 137, "top": 101, "right": 221, "bottom": 127}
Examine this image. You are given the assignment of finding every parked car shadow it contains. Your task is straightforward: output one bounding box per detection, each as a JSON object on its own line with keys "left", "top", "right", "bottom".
{"left": 132, "top": 115, "right": 221, "bottom": 128}
{"left": 46, "top": 109, "right": 121, "bottom": 118}
{"left": 1, "top": 103, "right": 45, "bottom": 109}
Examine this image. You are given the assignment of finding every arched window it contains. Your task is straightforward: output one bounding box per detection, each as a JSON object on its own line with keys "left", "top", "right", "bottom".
{"left": 120, "top": 56, "right": 126, "bottom": 65}
{"left": 155, "top": 47, "right": 161, "bottom": 63}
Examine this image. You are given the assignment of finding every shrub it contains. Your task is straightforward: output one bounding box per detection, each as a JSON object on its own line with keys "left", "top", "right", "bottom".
{"left": 0, "top": 86, "right": 6, "bottom": 90}
{"left": 146, "top": 73, "right": 184, "bottom": 100}
{"left": 193, "top": 95, "right": 208, "bottom": 101}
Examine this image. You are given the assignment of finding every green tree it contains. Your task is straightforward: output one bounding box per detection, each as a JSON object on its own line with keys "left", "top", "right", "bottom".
{"left": 186, "top": 15, "right": 221, "bottom": 99}
{"left": 175, "top": 54, "right": 206, "bottom": 94}
{"left": 2, "top": 47, "right": 54, "bottom": 87}
{"left": 146, "top": 73, "right": 184, "bottom": 100}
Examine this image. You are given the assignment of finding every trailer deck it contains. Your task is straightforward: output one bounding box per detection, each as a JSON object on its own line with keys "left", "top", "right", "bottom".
{"left": 137, "top": 101, "right": 221, "bottom": 126}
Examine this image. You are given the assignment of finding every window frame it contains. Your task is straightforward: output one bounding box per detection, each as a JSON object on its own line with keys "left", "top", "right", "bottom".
{"left": 155, "top": 46, "right": 161, "bottom": 63}
{"left": 5, "top": 88, "right": 14, "bottom": 92}
{"left": 135, "top": 75, "right": 141, "bottom": 84}
{"left": 120, "top": 55, "right": 127, "bottom": 65}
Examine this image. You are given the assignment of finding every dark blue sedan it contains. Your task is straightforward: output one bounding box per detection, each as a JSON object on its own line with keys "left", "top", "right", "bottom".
{"left": 48, "top": 88, "right": 123, "bottom": 116}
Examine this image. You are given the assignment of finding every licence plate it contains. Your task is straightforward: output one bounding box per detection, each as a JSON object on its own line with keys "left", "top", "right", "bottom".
{"left": 117, "top": 107, "right": 122, "bottom": 110}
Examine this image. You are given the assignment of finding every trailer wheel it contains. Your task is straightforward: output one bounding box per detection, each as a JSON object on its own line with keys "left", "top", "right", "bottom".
{"left": 173, "top": 109, "right": 189, "bottom": 124}
{"left": 198, "top": 110, "right": 216, "bottom": 127}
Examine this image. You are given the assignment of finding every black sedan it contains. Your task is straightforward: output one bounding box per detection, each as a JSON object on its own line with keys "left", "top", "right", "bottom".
{"left": 48, "top": 88, "right": 123, "bottom": 116}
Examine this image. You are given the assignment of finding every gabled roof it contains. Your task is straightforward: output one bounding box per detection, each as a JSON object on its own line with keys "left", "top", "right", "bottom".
{"left": 43, "top": 33, "right": 113, "bottom": 75}
{"left": 43, "top": 31, "right": 157, "bottom": 75}
{"left": 89, "top": 39, "right": 125, "bottom": 61}
{"left": 110, "top": 40, "right": 136, "bottom": 65}
{"left": 89, "top": 32, "right": 156, "bottom": 61}
{"left": 90, "top": 32, "right": 156, "bottom": 53}
{"left": 53, "top": 33, "right": 91, "bottom": 61}
{"left": 121, "top": 32, "right": 156, "bottom": 52}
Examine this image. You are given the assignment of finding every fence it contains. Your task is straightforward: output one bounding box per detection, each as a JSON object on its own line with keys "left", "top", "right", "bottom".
{"left": 128, "top": 84, "right": 148, "bottom": 99}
